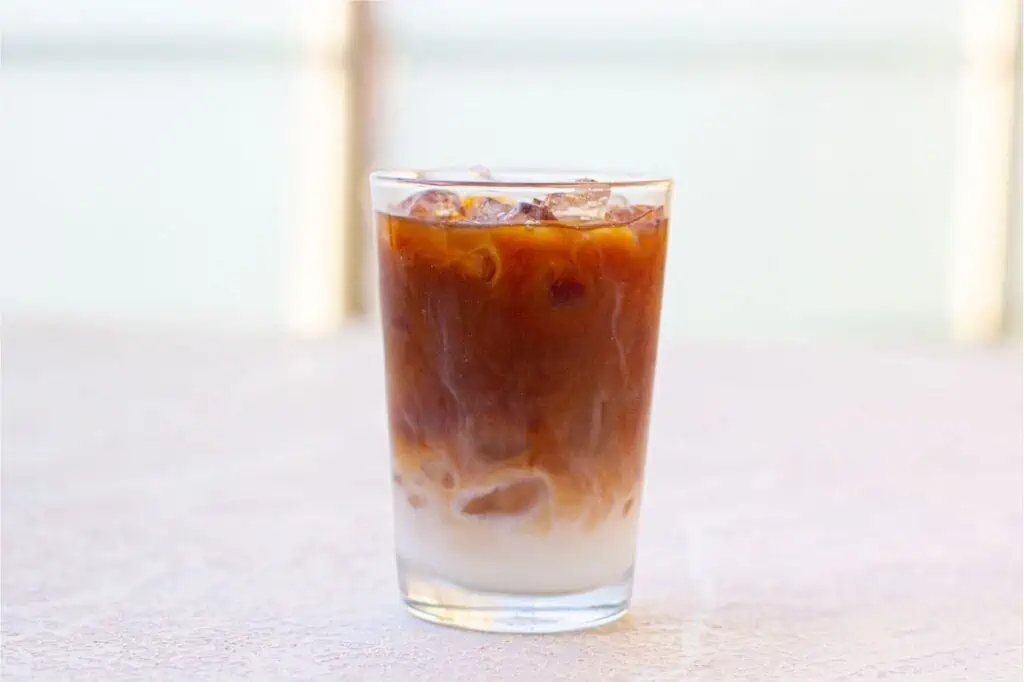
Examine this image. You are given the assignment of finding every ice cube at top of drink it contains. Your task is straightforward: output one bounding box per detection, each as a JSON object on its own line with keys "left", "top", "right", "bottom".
{"left": 391, "top": 183, "right": 663, "bottom": 228}
{"left": 397, "top": 189, "right": 464, "bottom": 221}
{"left": 603, "top": 204, "right": 664, "bottom": 230}
{"left": 542, "top": 179, "right": 612, "bottom": 220}
{"left": 462, "top": 196, "right": 516, "bottom": 223}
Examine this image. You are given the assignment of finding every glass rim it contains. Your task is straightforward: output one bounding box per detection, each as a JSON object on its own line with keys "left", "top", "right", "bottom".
{"left": 369, "top": 167, "right": 673, "bottom": 189}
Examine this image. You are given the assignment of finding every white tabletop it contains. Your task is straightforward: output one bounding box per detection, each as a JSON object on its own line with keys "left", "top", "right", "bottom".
{"left": 2, "top": 320, "right": 1021, "bottom": 681}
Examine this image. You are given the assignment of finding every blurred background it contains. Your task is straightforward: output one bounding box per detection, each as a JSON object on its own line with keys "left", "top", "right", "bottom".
{"left": 1, "top": 0, "right": 1020, "bottom": 344}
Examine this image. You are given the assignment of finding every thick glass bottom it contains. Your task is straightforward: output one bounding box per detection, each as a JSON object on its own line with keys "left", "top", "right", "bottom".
{"left": 398, "top": 558, "right": 632, "bottom": 634}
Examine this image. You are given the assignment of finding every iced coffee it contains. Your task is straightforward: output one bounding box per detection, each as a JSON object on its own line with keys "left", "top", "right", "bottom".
{"left": 371, "top": 170, "right": 670, "bottom": 632}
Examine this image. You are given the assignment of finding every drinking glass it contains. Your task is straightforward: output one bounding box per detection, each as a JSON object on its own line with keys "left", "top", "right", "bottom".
{"left": 370, "top": 168, "right": 671, "bottom": 633}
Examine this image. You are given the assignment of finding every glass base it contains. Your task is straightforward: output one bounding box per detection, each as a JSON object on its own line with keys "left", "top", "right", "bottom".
{"left": 398, "top": 558, "right": 632, "bottom": 634}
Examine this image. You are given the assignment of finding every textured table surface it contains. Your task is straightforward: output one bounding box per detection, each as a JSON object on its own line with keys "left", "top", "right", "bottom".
{"left": 2, "top": 320, "right": 1021, "bottom": 681}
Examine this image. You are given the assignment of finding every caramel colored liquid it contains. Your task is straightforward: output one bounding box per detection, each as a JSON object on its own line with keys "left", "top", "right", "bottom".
{"left": 378, "top": 213, "right": 668, "bottom": 528}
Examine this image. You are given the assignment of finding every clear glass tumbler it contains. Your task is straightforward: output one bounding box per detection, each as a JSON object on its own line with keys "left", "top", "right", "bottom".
{"left": 370, "top": 169, "right": 671, "bottom": 633}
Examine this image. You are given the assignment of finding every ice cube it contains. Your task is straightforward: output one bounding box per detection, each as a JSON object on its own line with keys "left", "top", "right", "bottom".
{"left": 460, "top": 476, "right": 549, "bottom": 518}
{"left": 456, "top": 246, "right": 500, "bottom": 283}
{"left": 503, "top": 199, "right": 556, "bottom": 224}
{"left": 604, "top": 204, "right": 664, "bottom": 230}
{"left": 462, "top": 196, "right": 516, "bottom": 223}
{"left": 396, "top": 189, "right": 464, "bottom": 221}
{"left": 543, "top": 179, "right": 612, "bottom": 220}
{"left": 607, "top": 193, "right": 628, "bottom": 209}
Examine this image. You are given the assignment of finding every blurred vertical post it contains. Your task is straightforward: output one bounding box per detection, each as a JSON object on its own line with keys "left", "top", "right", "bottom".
{"left": 1006, "top": 19, "right": 1022, "bottom": 339}
{"left": 288, "top": 0, "right": 374, "bottom": 335}
{"left": 344, "top": 1, "right": 374, "bottom": 321}
{"left": 950, "top": 0, "right": 1021, "bottom": 343}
